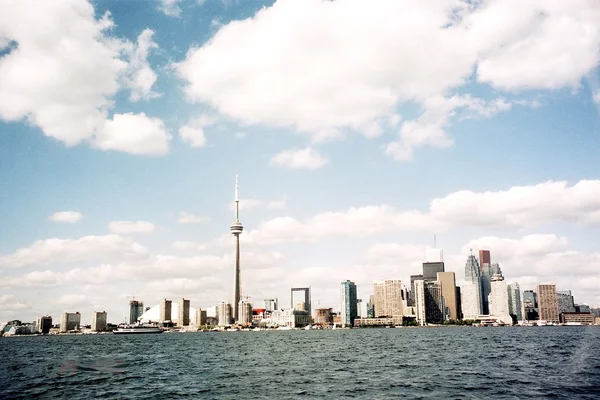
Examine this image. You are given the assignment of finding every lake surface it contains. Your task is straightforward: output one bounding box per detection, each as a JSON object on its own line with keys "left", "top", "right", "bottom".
{"left": 1, "top": 327, "right": 599, "bottom": 399}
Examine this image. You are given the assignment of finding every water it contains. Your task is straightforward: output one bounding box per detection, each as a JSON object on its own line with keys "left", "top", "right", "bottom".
{"left": 1, "top": 327, "right": 599, "bottom": 399}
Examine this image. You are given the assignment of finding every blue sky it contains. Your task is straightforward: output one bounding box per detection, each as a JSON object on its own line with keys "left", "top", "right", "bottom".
{"left": 1, "top": 0, "right": 600, "bottom": 323}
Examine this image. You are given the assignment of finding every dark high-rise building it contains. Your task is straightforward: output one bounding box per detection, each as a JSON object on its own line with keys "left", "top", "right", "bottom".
{"left": 160, "top": 298, "right": 172, "bottom": 322}
{"left": 557, "top": 290, "right": 575, "bottom": 314}
{"left": 422, "top": 262, "right": 444, "bottom": 282}
{"left": 478, "top": 250, "right": 491, "bottom": 271}
{"left": 36, "top": 316, "right": 52, "bottom": 334}
{"left": 367, "top": 295, "right": 375, "bottom": 318}
{"left": 409, "top": 274, "right": 423, "bottom": 306}
{"left": 425, "top": 281, "right": 444, "bottom": 324}
{"left": 340, "top": 280, "right": 358, "bottom": 327}
{"left": 129, "top": 300, "right": 144, "bottom": 324}
{"left": 523, "top": 290, "right": 538, "bottom": 321}
{"left": 480, "top": 263, "right": 493, "bottom": 315}
{"left": 455, "top": 287, "right": 462, "bottom": 320}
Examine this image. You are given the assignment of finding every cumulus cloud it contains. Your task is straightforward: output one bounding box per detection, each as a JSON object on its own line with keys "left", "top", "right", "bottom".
{"left": 125, "top": 29, "right": 160, "bottom": 102}
{"left": 176, "top": 0, "right": 600, "bottom": 153}
{"left": 270, "top": 147, "right": 327, "bottom": 170}
{"left": 94, "top": 113, "right": 170, "bottom": 155}
{"left": 0, "top": 235, "right": 148, "bottom": 268}
{"left": 593, "top": 91, "right": 600, "bottom": 104}
{"left": 176, "top": 212, "right": 210, "bottom": 224}
{"left": 157, "top": 0, "right": 182, "bottom": 17}
{"left": 108, "top": 221, "right": 156, "bottom": 234}
{"left": 0, "top": 1, "right": 168, "bottom": 155}
{"left": 178, "top": 114, "right": 215, "bottom": 148}
{"left": 49, "top": 211, "right": 83, "bottom": 224}
{"left": 267, "top": 200, "right": 286, "bottom": 209}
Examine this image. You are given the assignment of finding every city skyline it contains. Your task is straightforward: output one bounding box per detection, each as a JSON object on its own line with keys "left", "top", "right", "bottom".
{"left": 2, "top": 0, "right": 600, "bottom": 323}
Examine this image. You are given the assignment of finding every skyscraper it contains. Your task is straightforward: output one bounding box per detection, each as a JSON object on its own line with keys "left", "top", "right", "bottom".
{"left": 367, "top": 295, "right": 375, "bottom": 318}
{"left": 437, "top": 271, "right": 458, "bottom": 320}
{"left": 480, "top": 262, "right": 493, "bottom": 315}
{"left": 424, "top": 281, "right": 444, "bottom": 324}
{"left": 91, "top": 311, "right": 107, "bottom": 332}
{"left": 507, "top": 282, "right": 523, "bottom": 321}
{"left": 340, "top": 280, "right": 358, "bottom": 327}
{"left": 264, "top": 298, "right": 278, "bottom": 312}
{"left": 537, "top": 284, "right": 559, "bottom": 323}
{"left": 178, "top": 298, "right": 190, "bottom": 327}
{"left": 36, "top": 316, "right": 52, "bottom": 334}
{"left": 230, "top": 174, "right": 244, "bottom": 322}
{"left": 60, "top": 312, "right": 81, "bottom": 332}
{"left": 478, "top": 250, "right": 491, "bottom": 271}
{"left": 557, "top": 290, "right": 575, "bottom": 314}
{"left": 160, "top": 298, "right": 172, "bottom": 322}
{"left": 423, "top": 248, "right": 445, "bottom": 282}
{"left": 522, "top": 290, "right": 538, "bottom": 320}
{"left": 373, "top": 280, "right": 403, "bottom": 318}
{"left": 129, "top": 300, "right": 144, "bottom": 324}
{"left": 461, "top": 250, "right": 482, "bottom": 319}
{"left": 414, "top": 280, "right": 426, "bottom": 326}
{"left": 195, "top": 309, "right": 207, "bottom": 326}
{"left": 217, "top": 301, "right": 232, "bottom": 326}
{"left": 489, "top": 275, "right": 512, "bottom": 325}
{"left": 409, "top": 274, "right": 423, "bottom": 306}
{"left": 238, "top": 300, "right": 253, "bottom": 326}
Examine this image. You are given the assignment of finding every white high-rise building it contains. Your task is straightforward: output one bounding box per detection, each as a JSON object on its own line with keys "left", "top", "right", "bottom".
{"left": 238, "top": 300, "right": 253, "bottom": 326}
{"left": 414, "top": 280, "right": 426, "bottom": 326}
{"left": 461, "top": 251, "right": 482, "bottom": 320}
{"left": 490, "top": 275, "right": 512, "bottom": 325}
{"left": 373, "top": 280, "right": 403, "bottom": 318}
{"left": 217, "top": 301, "right": 232, "bottom": 326}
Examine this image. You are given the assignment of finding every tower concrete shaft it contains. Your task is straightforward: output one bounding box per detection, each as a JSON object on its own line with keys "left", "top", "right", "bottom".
{"left": 230, "top": 174, "right": 243, "bottom": 322}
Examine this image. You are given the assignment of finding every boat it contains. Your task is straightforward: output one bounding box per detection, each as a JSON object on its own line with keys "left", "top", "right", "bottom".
{"left": 113, "top": 323, "right": 163, "bottom": 335}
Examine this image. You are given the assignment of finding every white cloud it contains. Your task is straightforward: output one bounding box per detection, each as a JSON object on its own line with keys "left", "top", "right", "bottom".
{"left": 0, "top": 1, "right": 168, "bottom": 155}
{"left": 178, "top": 114, "right": 215, "bottom": 147}
{"left": 158, "top": 0, "right": 182, "bottom": 17}
{"left": 94, "top": 113, "right": 171, "bottom": 155}
{"left": 58, "top": 294, "right": 87, "bottom": 307}
{"left": 126, "top": 29, "right": 160, "bottom": 102}
{"left": 593, "top": 91, "right": 600, "bottom": 104}
{"left": 0, "top": 235, "right": 148, "bottom": 268}
{"left": 0, "top": 294, "right": 30, "bottom": 311}
{"left": 108, "top": 221, "right": 156, "bottom": 234}
{"left": 176, "top": 0, "right": 600, "bottom": 151}
{"left": 49, "top": 211, "right": 83, "bottom": 224}
{"left": 176, "top": 212, "right": 210, "bottom": 224}
{"left": 267, "top": 200, "right": 286, "bottom": 209}
{"left": 234, "top": 131, "right": 247, "bottom": 139}
{"left": 270, "top": 147, "right": 327, "bottom": 170}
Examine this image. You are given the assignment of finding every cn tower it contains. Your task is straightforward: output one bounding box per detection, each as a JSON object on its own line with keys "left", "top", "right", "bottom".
{"left": 230, "top": 174, "right": 243, "bottom": 322}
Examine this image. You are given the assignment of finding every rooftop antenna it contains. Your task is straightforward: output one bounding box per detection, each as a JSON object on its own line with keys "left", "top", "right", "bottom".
{"left": 433, "top": 234, "right": 437, "bottom": 249}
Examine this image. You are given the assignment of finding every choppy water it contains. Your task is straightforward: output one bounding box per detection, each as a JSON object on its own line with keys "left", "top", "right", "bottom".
{"left": 1, "top": 327, "right": 600, "bottom": 399}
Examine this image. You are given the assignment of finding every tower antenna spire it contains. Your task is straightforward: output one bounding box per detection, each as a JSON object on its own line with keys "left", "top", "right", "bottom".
{"left": 434, "top": 234, "right": 437, "bottom": 249}
{"left": 234, "top": 173, "right": 240, "bottom": 222}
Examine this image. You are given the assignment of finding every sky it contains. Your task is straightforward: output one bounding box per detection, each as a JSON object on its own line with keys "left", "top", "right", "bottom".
{"left": 1, "top": 0, "right": 600, "bottom": 324}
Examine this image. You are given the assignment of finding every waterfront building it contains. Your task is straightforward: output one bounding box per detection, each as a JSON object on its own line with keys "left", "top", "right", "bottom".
{"left": 478, "top": 250, "right": 491, "bottom": 271}
{"left": 217, "top": 301, "right": 233, "bottom": 326}
{"left": 455, "top": 287, "right": 463, "bottom": 320}
{"left": 36, "top": 316, "right": 52, "bottom": 334}
{"left": 60, "top": 312, "right": 81, "bottom": 332}
{"left": 409, "top": 274, "right": 423, "bottom": 306}
{"left": 230, "top": 175, "right": 244, "bottom": 323}
{"left": 575, "top": 304, "right": 591, "bottom": 313}
{"left": 354, "top": 316, "right": 403, "bottom": 327}
{"left": 195, "top": 309, "right": 207, "bottom": 326}
{"left": 507, "top": 282, "right": 523, "bottom": 321}
{"left": 424, "top": 281, "right": 444, "bottom": 324}
{"left": 290, "top": 287, "right": 311, "bottom": 316}
{"left": 91, "top": 311, "right": 107, "bottom": 332}
{"left": 178, "top": 298, "right": 190, "bottom": 327}
{"left": 160, "top": 299, "right": 172, "bottom": 322}
{"left": 340, "top": 280, "right": 358, "bottom": 327}
{"left": 557, "top": 291, "right": 575, "bottom": 314}
{"left": 480, "top": 262, "right": 493, "bottom": 315}
{"left": 560, "top": 312, "right": 595, "bottom": 325}
{"left": 461, "top": 251, "right": 482, "bottom": 319}
{"left": 264, "top": 298, "right": 278, "bottom": 312}
{"left": 537, "top": 284, "right": 559, "bottom": 323}
{"left": 270, "top": 309, "right": 311, "bottom": 328}
{"left": 314, "top": 308, "right": 333, "bottom": 325}
{"left": 138, "top": 303, "right": 197, "bottom": 325}
{"left": 366, "top": 295, "right": 375, "bottom": 318}
{"left": 239, "top": 300, "right": 253, "bottom": 326}
{"left": 490, "top": 275, "right": 512, "bottom": 325}
{"left": 522, "top": 290, "right": 538, "bottom": 320}
{"left": 374, "top": 280, "right": 403, "bottom": 319}
{"left": 414, "top": 279, "right": 426, "bottom": 326}
{"left": 437, "top": 271, "right": 458, "bottom": 320}
{"left": 129, "top": 300, "right": 144, "bottom": 324}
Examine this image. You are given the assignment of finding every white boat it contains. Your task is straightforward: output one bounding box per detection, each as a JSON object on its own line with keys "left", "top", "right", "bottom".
{"left": 113, "top": 323, "right": 163, "bottom": 335}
